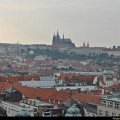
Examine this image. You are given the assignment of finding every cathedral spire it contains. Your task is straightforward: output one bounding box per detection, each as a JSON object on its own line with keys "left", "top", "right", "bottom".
{"left": 83, "top": 42, "right": 85, "bottom": 47}
{"left": 57, "top": 30, "right": 59, "bottom": 36}
{"left": 87, "top": 42, "right": 89, "bottom": 47}
{"left": 56, "top": 30, "right": 60, "bottom": 40}
{"left": 52, "top": 33, "right": 56, "bottom": 42}
{"left": 63, "top": 33, "right": 64, "bottom": 40}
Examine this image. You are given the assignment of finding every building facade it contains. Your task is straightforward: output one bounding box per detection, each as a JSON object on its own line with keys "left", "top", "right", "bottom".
{"left": 97, "top": 95, "right": 120, "bottom": 116}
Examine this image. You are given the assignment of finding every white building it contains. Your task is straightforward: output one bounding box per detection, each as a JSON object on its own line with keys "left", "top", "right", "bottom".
{"left": 55, "top": 86, "right": 97, "bottom": 91}
{"left": 104, "top": 50, "right": 120, "bottom": 57}
{"left": 20, "top": 98, "right": 55, "bottom": 117}
{"left": 64, "top": 71, "right": 103, "bottom": 76}
{"left": 68, "top": 47, "right": 104, "bottom": 56}
{"left": 20, "top": 76, "right": 56, "bottom": 88}
{"left": 103, "top": 76, "right": 118, "bottom": 87}
{"left": 34, "top": 55, "right": 49, "bottom": 61}
{"left": 0, "top": 101, "right": 34, "bottom": 117}
{"left": 20, "top": 80, "right": 56, "bottom": 88}
{"left": 97, "top": 95, "right": 120, "bottom": 116}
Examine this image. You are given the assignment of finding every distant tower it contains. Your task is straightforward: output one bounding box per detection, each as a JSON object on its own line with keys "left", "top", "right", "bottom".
{"left": 87, "top": 42, "right": 89, "bottom": 47}
{"left": 17, "top": 41, "right": 20, "bottom": 58}
{"left": 52, "top": 33, "right": 56, "bottom": 44}
{"left": 53, "top": 33, "right": 55, "bottom": 40}
{"left": 83, "top": 42, "right": 85, "bottom": 47}
{"left": 63, "top": 33, "right": 64, "bottom": 40}
{"left": 56, "top": 30, "right": 60, "bottom": 40}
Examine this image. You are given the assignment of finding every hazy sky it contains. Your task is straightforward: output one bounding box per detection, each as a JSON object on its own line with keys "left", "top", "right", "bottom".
{"left": 0, "top": 0, "right": 120, "bottom": 47}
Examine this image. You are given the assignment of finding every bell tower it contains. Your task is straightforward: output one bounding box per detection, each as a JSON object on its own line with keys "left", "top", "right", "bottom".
{"left": 87, "top": 42, "right": 89, "bottom": 47}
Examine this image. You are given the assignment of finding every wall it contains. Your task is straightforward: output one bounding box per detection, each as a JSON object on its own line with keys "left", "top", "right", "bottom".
{"left": 97, "top": 105, "right": 120, "bottom": 116}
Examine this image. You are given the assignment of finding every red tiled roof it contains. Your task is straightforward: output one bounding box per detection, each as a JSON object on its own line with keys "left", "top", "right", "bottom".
{"left": 104, "top": 83, "right": 120, "bottom": 91}
{"left": 88, "top": 90, "right": 102, "bottom": 95}
{"left": 0, "top": 82, "right": 12, "bottom": 93}
{"left": 59, "top": 73, "right": 95, "bottom": 83}
{"left": 0, "top": 82, "right": 57, "bottom": 100}
{"left": 13, "top": 84, "right": 57, "bottom": 100}
{"left": 0, "top": 75, "right": 40, "bottom": 82}
{"left": 106, "top": 77, "right": 113, "bottom": 81}
{"left": 79, "top": 75, "right": 95, "bottom": 82}
{"left": 0, "top": 76, "right": 7, "bottom": 82}
{"left": 60, "top": 73, "right": 74, "bottom": 80}
{"left": 49, "top": 90, "right": 71, "bottom": 102}
{"left": 71, "top": 92, "right": 101, "bottom": 104}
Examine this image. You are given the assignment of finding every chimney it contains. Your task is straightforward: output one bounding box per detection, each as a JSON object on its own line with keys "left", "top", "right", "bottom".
{"left": 101, "top": 89, "right": 104, "bottom": 95}
{"left": 77, "top": 88, "right": 81, "bottom": 93}
{"left": 36, "top": 97, "right": 41, "bottom": 101}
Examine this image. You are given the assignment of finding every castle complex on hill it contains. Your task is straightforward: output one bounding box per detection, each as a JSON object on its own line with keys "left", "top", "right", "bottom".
{"left": 0, "top": 31, "right": 120, "bottom": 57}
{"left": 52, "top": 31, "right": 75, "bottom": 48}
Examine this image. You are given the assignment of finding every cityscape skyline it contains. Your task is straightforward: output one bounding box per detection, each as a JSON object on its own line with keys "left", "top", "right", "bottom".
{"left": 0, "top": 0, "right": 120, "bottom": 47}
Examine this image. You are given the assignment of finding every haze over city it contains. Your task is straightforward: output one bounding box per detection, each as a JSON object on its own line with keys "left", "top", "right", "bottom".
{"left": 0, "top": 0, "right": 120, "bottom": 47}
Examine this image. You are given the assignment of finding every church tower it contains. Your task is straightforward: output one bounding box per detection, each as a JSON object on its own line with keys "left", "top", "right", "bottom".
{"left": 63, "top": 33, "right": 64, "bottom": 40}
{"left": 83, "top": 42, "right": 85, "bottom": 47}
{"left": 52, "top": 33, "right": 56, "bottom": 45}
{"left": 56, "top": 30, "right": 60, "bottom": 40}
{"left": 87, "top": 42, "right": 89, "bottom": 47}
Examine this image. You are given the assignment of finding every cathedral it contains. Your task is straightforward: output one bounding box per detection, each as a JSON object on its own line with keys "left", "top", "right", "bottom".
{"left": 52, "top": 31, "right": 75, "bottom": 47}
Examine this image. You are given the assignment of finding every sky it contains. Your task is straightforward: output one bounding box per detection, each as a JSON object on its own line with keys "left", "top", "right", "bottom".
{"left": 0, "top": 0, "right": 120, "bottom": 47}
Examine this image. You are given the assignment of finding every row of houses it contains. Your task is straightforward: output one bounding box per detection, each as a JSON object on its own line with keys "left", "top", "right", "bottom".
{"left": 0, "top": 72, "right": 120, "bottom": 89}
{"left": 0, "top": 81, "right": 120, "bottom": 117}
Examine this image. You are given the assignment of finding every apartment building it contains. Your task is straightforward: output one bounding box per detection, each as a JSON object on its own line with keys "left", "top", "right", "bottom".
{"left": 20, "top": 98, "right": 62, "bottom": 117}
{"left": 0, "top": 101, "right": 34, "bottom": 117}
{"left": 97, "top": 95, "right": 120, "bottom": 116}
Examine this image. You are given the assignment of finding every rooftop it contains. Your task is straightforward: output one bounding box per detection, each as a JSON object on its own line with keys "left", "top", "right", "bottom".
{"left": 102, "top": 95, "right": 120, "bottom": 102}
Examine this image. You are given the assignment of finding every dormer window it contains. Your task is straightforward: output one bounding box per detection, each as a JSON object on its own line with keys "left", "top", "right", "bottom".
{"left": 49, "top": 98, "right": 52, "bottom": 103}
{"left": 24, "top": 99, "right": 27, "bottom": 104}
{"left": 31, "top": 101, "right": 35, "bottom": 106}
{"left": 55, "top": 100, "right": 58, "bottom": 103}
{"left": 27, "top": 100, "right": 31, "bottom": 105}
{"left": 35, "top": 101, "right": 40, "bottom": 107}
{"left": 58, "top": 101, "right": 60, "bottom": 104}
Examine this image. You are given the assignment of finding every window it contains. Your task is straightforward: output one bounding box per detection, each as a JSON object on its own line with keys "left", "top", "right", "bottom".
{"left": 31, "top": 101, "right": 35, "bottom": 106}
{"left": 105, "top": 111, "right": 109, "bottom": 116}
{"left": 34, "top": 108, "right": 37, "bottom": 112}
{"left": 115, "top": 103, "right": 119, "bottom": 109}
{"left": 108, "top": 102, "right": 113, "bottom": 108}
{"left": 24, "top": 99, "right": 27, "bottom": 103}
{"left": 112, "top": 113, "right": 116, "bottom": 116}
{"left": 49, "top": 98, "right": 52, "bottom": 102}
{"left": 43, "top": 112, "right": 51, "bottom": 116}
{"left": 46, "top": 106, "right": 54, "bottom": 109}
{"left": 99, "top": 110, "right": 102, "bottom": 116}
{"left": 27, "top": 100, "right": 31, "bottom": 105}
{"left": 101, "top": 100, "right": 106, "bottom": 106}
{"left": 8, "top": 108, "right": 10, "bottom": 114}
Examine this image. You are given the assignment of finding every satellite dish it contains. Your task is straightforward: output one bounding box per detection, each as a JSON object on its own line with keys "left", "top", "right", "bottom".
{"left": 29, "top": 50, "right": 34, "bottom": 55}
